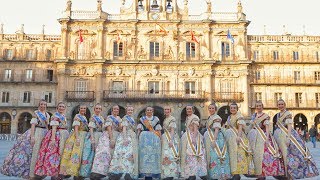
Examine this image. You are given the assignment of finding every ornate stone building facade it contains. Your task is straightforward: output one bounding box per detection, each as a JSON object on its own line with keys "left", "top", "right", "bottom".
{"left": 0, "top": 0, "right": 319, "bottom": 134}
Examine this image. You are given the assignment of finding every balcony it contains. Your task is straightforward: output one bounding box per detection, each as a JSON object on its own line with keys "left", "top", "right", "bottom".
{"left": 250, "top": 100, "right": 320, "bottom": 110}
{"left": 212, "top": 92, "right": 244, "bottom": 102}
{"left": 249, "top": 55, "right": 320, "bottom": 63}
{"left": 0, "top": 73, "right": 57, "bottom": 84}
{"left": 65, "top": 91, "right": 95, "bottom": 102}
{"left": 250, "top": 76, "right": 320, "bottom": 86}
{"left": 103, "top": 90, "right": 206, "bottom": 102}
{"left": 0, "top": 98, "right": 56, "bottom": 108}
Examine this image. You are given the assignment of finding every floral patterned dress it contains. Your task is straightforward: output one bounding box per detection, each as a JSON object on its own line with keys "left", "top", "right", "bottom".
{"left": 274, "top": 110, "right": 319, "bottom": 179}
{"left": 60, "top": 114, "right": 89, "bottom": 177}
{"left": 109, "top": 115, "right": 138, "bottom": 179}
{"left": 34, "top": 112, "right": 69, "bottom": 177}
{"left": 204, "top": 114, "right": 231, "bottom": 179}
{"left": 247, "top": 112, "right": 284, "bottom": 177}
{"left": 29, "top": 110, "right": 50, "bottom": 178}
{"left": 181, "top": 114, "right": 207, "bottom": 179}
{"left": 225, "top": 112, "right": 251, "bottom": 175}
{"left": 161, "top": 115, "right": 180, "bottom": 179}
{"left": 91, "top": 115, "right": 121, "bottom": 177}
{"left": 138, "top": 115, "right": 162, "bottom": 178}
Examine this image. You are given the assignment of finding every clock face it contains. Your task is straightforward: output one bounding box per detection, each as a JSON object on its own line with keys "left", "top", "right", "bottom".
{"left": 152, "top": 13, "right": 159, "bottom": 20}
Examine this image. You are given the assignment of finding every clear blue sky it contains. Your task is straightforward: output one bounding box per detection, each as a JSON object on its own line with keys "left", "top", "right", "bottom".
{"left": 0, "top": 0, "right": 319, "bottom": 35}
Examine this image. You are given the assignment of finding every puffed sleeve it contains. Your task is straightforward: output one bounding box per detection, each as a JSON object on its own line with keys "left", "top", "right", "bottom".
{"left": 30, "top": 117, "right": 38, "bottom": 125}
{"left": 137, "top": 123, "right": 144, "bottom": 131}
{"left": 155, "top": 117, "right": 162, "bottom": 131}
{"left": 212, "top": 122, "right": 222, "bottom": 129}
{"left": 263, "top": 120, "right": 270, "bottom": 125}
{"left": 104, "top": 116, "right": 112, "bottom": 127}
{"left": 168, "top": 118, "right": 177, "bottom": 129}
{"left": 89, "top": 121, "right": 96, "bottom": 128}
{"left": 72, "top": 116, "right": 81, "bottom": 127}
{"left": 50, "top": 120, "right": 59, "bottom": 126}
{"left": 284, "top": 113, "right": 293, "bottom": 125}
{"left": 237, "top": 116, "right": 246, "bottom": 125}
{"left": 122, "top": 119, "right": 129, "bottom": 127}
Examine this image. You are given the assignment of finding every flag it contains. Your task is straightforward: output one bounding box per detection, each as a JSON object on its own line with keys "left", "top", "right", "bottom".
{"left": 227, "top": 29, "right": 234, "bottom": 44}
{"left": 155, "top": 23, "right": 168, "bottom": 34}
{"left": 116, "top": 33, "right": 122, "bottom": 43}
{"left": 79, "top": 29, "right": 83, "bottom": 43}
{"left": 191, "top": 30, "right": 199, "bottom": 44}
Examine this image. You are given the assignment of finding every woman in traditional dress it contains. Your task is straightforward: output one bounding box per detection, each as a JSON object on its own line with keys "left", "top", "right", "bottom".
{"left": 34, "top": 102, "right": 69, "bottom": 179}
{"left": 181, "top": 105, "right": 207, "bottom": 180}
{"left": 109, "top": 105, "right": 138, "bottom": 180}
{"left": 0, "top": 99, "right": 50, "bottom": 179}
{"left": 225, "top": 102, "right": 251, "bottom": 180}
{"left": 60, "top": 104, "right": 89, "bottom": 179}
{"left": 161, "top": 106, "right": 180, "bottom": 180}
{"left": 204, "top": 103, "right": 231, "bottom": 180}
{"left": 79, "top": 104, "right": 105, "bottom": 178}
{"left": 137, "top": 106, "right": 162, "bottom": 179}
{"left": 247, "top": 101, "right": 284, "bottom": 179}
{"left": 273, "top": 99, "right": 319, "bottom": 179}
{"left": 91, "top": 105, "right": 122, "bottom": 179}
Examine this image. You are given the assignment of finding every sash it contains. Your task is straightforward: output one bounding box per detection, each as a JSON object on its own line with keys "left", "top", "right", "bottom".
{"left": 164, "top": 129, "right": 179, "bottom": 159}
{"left": 93, "top": 115, "right": 103, "bottom": 125}
{"left": 252, "top": 113, "right": 280, "bottom": 158}
{"left": 77, "top": 114, "right": 88, "bottom": 131}
{"left": 36, "top": 110, "right": 47, "bottom": 121}
{"left": 276, "top": 112, "right": 311, "bottom": 160}
{"left": 125, "top": 115, "right": 135, "bottom": 125}
{"left": 109, "top": 115, "right": 120, "bottom": 126}
{"left": 227, "top": 116, "right": 251, "bottom": 153}
{"left": 186, "top": 130, "right": 202, "bottom": 157}
{"left": 141, "top": 116, "right": 161, "bottom": 137}
{"left": 54, "top": 112, "right": 65, "bottom": 121}
{"left": 207, "top": 128, "right": 227, "bottom": 161}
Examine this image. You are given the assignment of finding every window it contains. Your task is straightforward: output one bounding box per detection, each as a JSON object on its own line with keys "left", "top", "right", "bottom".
{"left": 150, "top": 42, "right": 160, "bottom": 59}
{"left": 220, "top": 80, "right": 232, "bottom": 99}
{"left": 1, "top": 92, "right": 9, "bottom": 103}
{"left": 316, "top": 52, "right": 319, "bottom": 61}
{"left": 23, "top": 91, "right": 31, "bottom": 103}
{"left": 221, "top": 42, "right": 230, "bottom": 58}
{"left": 26, "top": 49, "right": 33, "bottom": 60}
{"left": 5, "top": 49, "right": 13, "bottom": 60}
{"left": 113, "top": 42, "right": 123, "bottom": 59}
{"left": 186, "top": 42, "right": 196, "bottom": 59}
{"left": 148, "top": 81, "right": 159, "bottom": 94}
{"left": 185, "top": 81, "right": 196, "bottom": 94}
{"left": 316, "top": 93, "right": 320, "bottom": 107}
{"left": 273, "top": 51, "right": 279, "bottom": 60}
{"left": 75, "top": 80, "right": 88, "bottom": 98}
{"left": 295, "top": 93, "right": 302, "bottom": 107}
{"left": 253, "top": 50, "right": 259, "bottom": 60}
{"left": 112, "top": 81, "right": 125, "bottom": 93}
{"left": 4, "top": 69, "right": 12, "bottom": 81}
{"left": 293, "top": 51, "right": 299, "bottom": 60}
{"left": 294, "top": 71, "right": 301, "bottom": 81}
{"left": 44, "top": 92, "right": 52, "bottom": 103}
{"left": 255, "top": 92, "right": 262, "bottom": 101}
{"left": 275, "top": 93, "right": 282, "bottom": 104}
{"left": 26, "top": 69, "right": 33, "bottom": 81}
{"left": 255, "top": 71, "right": 261, "bottom": 80}
{"left": 46, "top": 49, "right": 52, "bottom": 60}
{"left": 47, "top": 70, "right": 54, "bottom": 82}
{"left": 315, "top": 72, "right": 320, "bottom": 81}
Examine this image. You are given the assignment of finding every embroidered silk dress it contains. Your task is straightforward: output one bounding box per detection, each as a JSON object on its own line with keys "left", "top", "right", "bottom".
{"left": 181, "top": 114, "right": 207, "bottom": 179}
{"left": 60, "top": 114, "right": 89, "bottom": 177}
{"left": 225, "top": 112, "right": 251, "bottom": 175}
{"left": 91, "top": 115, "right": 121, "bottom": 177}
{"left": 161, "top": 115, "right": 180, "bottom": 179}
{"left": 34, "top": 112, "right": 69, "bottom": 177}
{"left": 109, "top": 115, "right": 138, "bottom": 179}
{"left": 274, "top": 111, "right": 319, "bottom": 179}
{"left": 204, "top": 114, "right": 231, "bottom": 179}
{"left": 29, "top": 110, "right": 50, "bottom": 178}
{"left": 137, "top": 115, "right": 162, "bottom": 178}
{"left": 247, "top": 112, "right": 284, "bottom": 177}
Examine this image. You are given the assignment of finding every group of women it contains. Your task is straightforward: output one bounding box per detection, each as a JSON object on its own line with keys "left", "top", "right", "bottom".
{"left": 0, "top": 99, "right": 319, "bottom": 180}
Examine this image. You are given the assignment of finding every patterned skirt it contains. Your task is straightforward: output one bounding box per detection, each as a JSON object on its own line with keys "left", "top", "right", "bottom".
{"left": 91, "top": 131, "right": 111, "bottom": 176}
{"left": 34, "top": 129, "right": 69, "bottom": 177}
{"left": 79, "top": 133, "right": 95, "bottom": 177}
{"left": 161, "top": 133, "right": 180, "bottom": 179}
{"left": 0, "top": 129, "right": 33, "bottom": 179}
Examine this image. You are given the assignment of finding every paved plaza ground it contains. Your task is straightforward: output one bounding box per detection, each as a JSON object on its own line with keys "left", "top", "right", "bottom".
{"left": 0, "top": 140, "right": 319, "bottom": 180}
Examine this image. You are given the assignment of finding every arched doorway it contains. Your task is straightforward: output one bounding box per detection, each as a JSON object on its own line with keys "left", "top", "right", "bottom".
{"left": 18, "top": 112, "right": 32, "bottom": 134}
{"left": 107, "top": 105, "right": 126, "bottom": 118}
{"left": 217, "top": 106, "right": 230, "bottom": 125}
{"left": 180, "top": 106, "right": 201, "bottom": 133}
{"left": 314, "top": 113, "right": 320, "bottom": 132}
{"left": 294, "top": 113, "right": 308, "bottom": 131}
{"left": 137, "top": 106, "right": 165, "bottom": 126}
{"left": 0, "top": 112, "right": 11, "bottom": 134}
{"left": 71, "top": 105, "right": 91, "bottom": 124}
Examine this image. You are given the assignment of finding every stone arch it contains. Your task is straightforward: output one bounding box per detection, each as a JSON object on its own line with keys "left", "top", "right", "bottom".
{"left": 314, "top": 113, "right": 320, "bottom": 132}
{"left": 0, "top": 112, "right": 11, "bottom": 134}
{"left": 294, "top": 113, "right": 308, "bottom": 131}
{"left": 17, "top": 112, "right": 33, "bottom": 134}
{"left": 217, "top": 105, "right": 230, "bottom": 125}
{"left": 180, "top": 106, "right": 201, "bottom": 132}
{"left": 71, "top": 105, "right": 91, "bottom": 126}
{"left": 107, "top": 105, "right": 126, "bottom": 118}
{"left": 137, "top": 106, "right": 165, "bottom": 125}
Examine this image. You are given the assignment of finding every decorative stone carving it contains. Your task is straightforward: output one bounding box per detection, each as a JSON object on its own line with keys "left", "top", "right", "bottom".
{"left": 115, "top": 66, "right": 122, "bottom": 75}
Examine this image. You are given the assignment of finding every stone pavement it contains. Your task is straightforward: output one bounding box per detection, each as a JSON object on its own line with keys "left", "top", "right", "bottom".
{"left": 0, "top": 140, "right": 319, "bottom": 180}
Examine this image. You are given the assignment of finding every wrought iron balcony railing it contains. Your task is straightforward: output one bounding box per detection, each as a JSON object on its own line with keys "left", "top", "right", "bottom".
{"left": 65, "top": 91, "right": 95, "bottom": 102}
{"left": 212, "top": 92, "right": 244, "bottom": 102}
